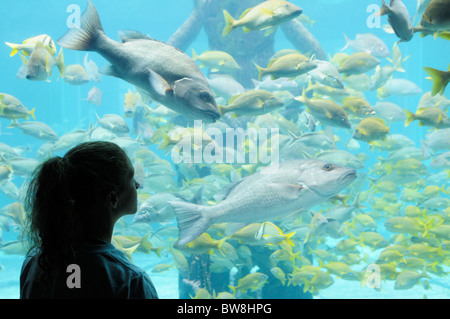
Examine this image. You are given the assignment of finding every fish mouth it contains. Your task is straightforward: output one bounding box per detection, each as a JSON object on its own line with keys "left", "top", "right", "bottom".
{"left": 202, "top": 110, "right": 221, "bottom": 123}
{"left": 339, "top": 170, "right": 357, "bottom": 183}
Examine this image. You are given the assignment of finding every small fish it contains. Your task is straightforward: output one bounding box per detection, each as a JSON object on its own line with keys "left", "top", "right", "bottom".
{"left": 341, "top": 96, "right": 376, "bottom": 117}
{"left": 96, "top": 113, "right": 129, "bottom": 134}
{"left": 341, "top": 33, "right": 390, "bottom": 57}
{"left": 222, "top": 0, "right": 302, "bottom": 36}
{"left": 377, "top": 78, "right": 423, "bottom": 99}
{"left": 151, "top": 263, "right": 174, "bottom": 273}
{"left": 83, "top": 53, "right": 101, "bottom": 82}
{"left": 298, "top": 110, "right": 316, "bottom": 132}
{"left": 384, "top": 217, "right": 428, "bottom": 235}
{"left": 255, "top": 53, "right": 317, "bottom": 80}
{"left": 192, "top": 49, "right": 240, "bottom": 72}
{"left": 208, "top": 74, "right": 245, "bottom": 99}
{"left": 270, "top": 267, "right": 287, "bottom": 285}
{"left": 337, "top": 52, "right": 380, "bottom": 75}
{"left": 304, "top": 271, "right": 334, "bottom": 294}
{"left": 19, "top": 41, "right": 64, "bottom": 81}
{"left": 377, "top": 0, "right": 414, "bottom": 42}
{"left": 319, "top": 260, "right": 357, "bottom": 280}
{"left": 7, "top": 120, "right": 58, "bottom": 141}
{"left": 372, "top": 101, "right": 406, "bottom": 122}
{"left": 86, "top": 86, "right": 102, "bottom": 106}
{"left": 356, "top": 232, "right": 389, "bottom": 249}
{"left": 417, "top": 91, "right": 450, "bottom": 111}
{"left": 421, "top": 128, "right": 450, "bottom": 154}
{"left": 394, "top": 268, "right": 430, "bottom": 290}
{"left": 308, "top": 59, "right": 344, "bottom": 89}
{"left": 5, "top": 34, "right": 56, "bottom": 57}
{"left": 295, "top": 90, "right": 351, "bottom": 129}
{"left": 430, "top": 151, "right": 450, "bottom": 169}
{"left": 353, "top": 117, "right": 390, "bottom": 143}
{"left": 405, "top": 107, "right": 450, "bottom": 128}
{"left": 228, "top": 272, "right": 268, "bottom": 295}
{"left": 63, "top": 64, "right": 89, "bottom": 85}
{"left": 218, "top": 89, "right": 284, "bottom": 117}
{"left": 0, "top": 93, "right": 35, "bottom": 120}
{"left": 251, "top": 77, "right": 298, "bottom": 91}
{"left": 423, "top": 65, "right": 450, "bottom": 96}
{"left": 256, "top": 221, "right": 296, "bottom": 246}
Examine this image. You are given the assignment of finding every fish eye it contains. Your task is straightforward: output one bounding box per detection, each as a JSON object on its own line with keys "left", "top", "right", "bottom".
{"left": 323, "top": 163, "right": 333, "bottom": 171}
{"left": 200, "top": 92, "right": 210, "bottom": 101}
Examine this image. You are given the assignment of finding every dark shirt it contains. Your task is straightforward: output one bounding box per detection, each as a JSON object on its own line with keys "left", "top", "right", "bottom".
{"left": 20, "top": 239, "right": 158, "bottom": 299}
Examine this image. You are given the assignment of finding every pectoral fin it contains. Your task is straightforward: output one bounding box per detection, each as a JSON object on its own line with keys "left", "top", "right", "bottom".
{"left": 148, "top": 68, "right": 173, "bottom": 97}
{"left": 268, "top": 183, "right": 304, "bottom": 200}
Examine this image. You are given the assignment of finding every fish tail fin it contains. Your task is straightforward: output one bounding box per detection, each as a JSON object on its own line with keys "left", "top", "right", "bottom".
{"left": 285, "top": 232, "right": 296, "bottom": 247}
{"left": 341, "top": 33, "right": 350, "bottom": 51}
{"left": 159, "top": 132, "right": 173, "bottom": 150}
{"left": 376, "top": 0, "right": 389, "bottom": 16}
{"left": 169, "top": 201, "right": 210, "bottom": 246}
{"left": 404, "top": 110, "right": 415, "bottom": 127}
{"left": 57, "top": 0, "right": 104, "bottom": 51}
{"left": 191, "top": 48, "right": 198, "bottom": 60}
{"left": 5, "top": 42, "right": 19, "bottom": 57}
{"left": 423, "top": 66, "right": 447, "bottom": 96}
{"left": 222, "top": 10, "right": 236, "bottom": 36}
{"left": 254, "top": 63, "right": 265, "bottom": 80}
{"left": 28, "top": 108, "right": 36, "bottom": 120}
{"left": 56, "top": 48, "right": 65, "bottom": 76}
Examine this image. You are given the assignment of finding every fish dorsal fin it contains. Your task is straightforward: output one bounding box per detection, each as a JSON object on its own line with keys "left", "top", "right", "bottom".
{"left": 239, "top": 7, "right": 253, "bottom": 19}
{"left": 213, "top": 178, "right": 246, "bottom": 202}
{"left": 228, "top": 93, "right": 241, "bottom": 105}
{"left": 118, "top": 30, "right": 154, "bottom": 43}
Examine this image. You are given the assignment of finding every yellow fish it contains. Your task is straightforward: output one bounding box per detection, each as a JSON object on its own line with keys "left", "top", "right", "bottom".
{"left": 222, "top": 0, "right": 302, "bottom": 36}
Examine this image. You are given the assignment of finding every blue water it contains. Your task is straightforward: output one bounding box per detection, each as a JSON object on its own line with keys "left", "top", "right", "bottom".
{"left": 0, "top": 0, "right": 449, "bottom": 299}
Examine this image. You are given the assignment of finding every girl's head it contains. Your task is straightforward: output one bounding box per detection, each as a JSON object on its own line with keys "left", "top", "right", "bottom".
{"left": 23, "top": 141, "right": 139, "bottom": 266}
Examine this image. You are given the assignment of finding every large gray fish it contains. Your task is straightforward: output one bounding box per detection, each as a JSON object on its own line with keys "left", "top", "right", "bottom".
{"left": 170, "top": 159, "right": 356, "bottom": 246}
{"left": 57, "top": 1, "right": 220, "bottom": 122}
{"left": 377, "top": 0, "right": 414, "bottom": 42}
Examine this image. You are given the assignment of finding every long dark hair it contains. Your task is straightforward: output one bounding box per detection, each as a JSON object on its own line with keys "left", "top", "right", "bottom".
{"left": 22, "top": 141, "right": 130, "bottom": 273}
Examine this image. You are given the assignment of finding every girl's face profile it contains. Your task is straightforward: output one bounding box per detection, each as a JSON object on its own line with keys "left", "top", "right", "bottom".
{"left": 116, "top": 157, "right": 139, "bottom": 217}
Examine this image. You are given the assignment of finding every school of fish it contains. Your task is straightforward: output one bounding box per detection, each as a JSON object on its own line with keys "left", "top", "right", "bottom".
{"left": 0, "top": 0, "right": 449, "bottom": 299}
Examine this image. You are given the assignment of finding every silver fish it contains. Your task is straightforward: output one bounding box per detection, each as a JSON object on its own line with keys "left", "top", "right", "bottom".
{"left": 378, "top": 0, "right": 414, "bottom": 42}
{"left": 7, "top": 121, "right": 58, "bottom": 141}
{"left": 308, "top": 60, "right": 344, "bottom": 89}
{"left": 372, "top": 101, "right": 407, "bottom": 122}
{"left": 57, "top": 0, "right": 220, "bottom": 122}
{"left": 96, "top": 114, "right": 129, "bottom": 134}
{"left": 341, "top": 33, "right": 390, "bottom": 58}
{"left": 170, "top": 159, "right": 356, "bottom": 245}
